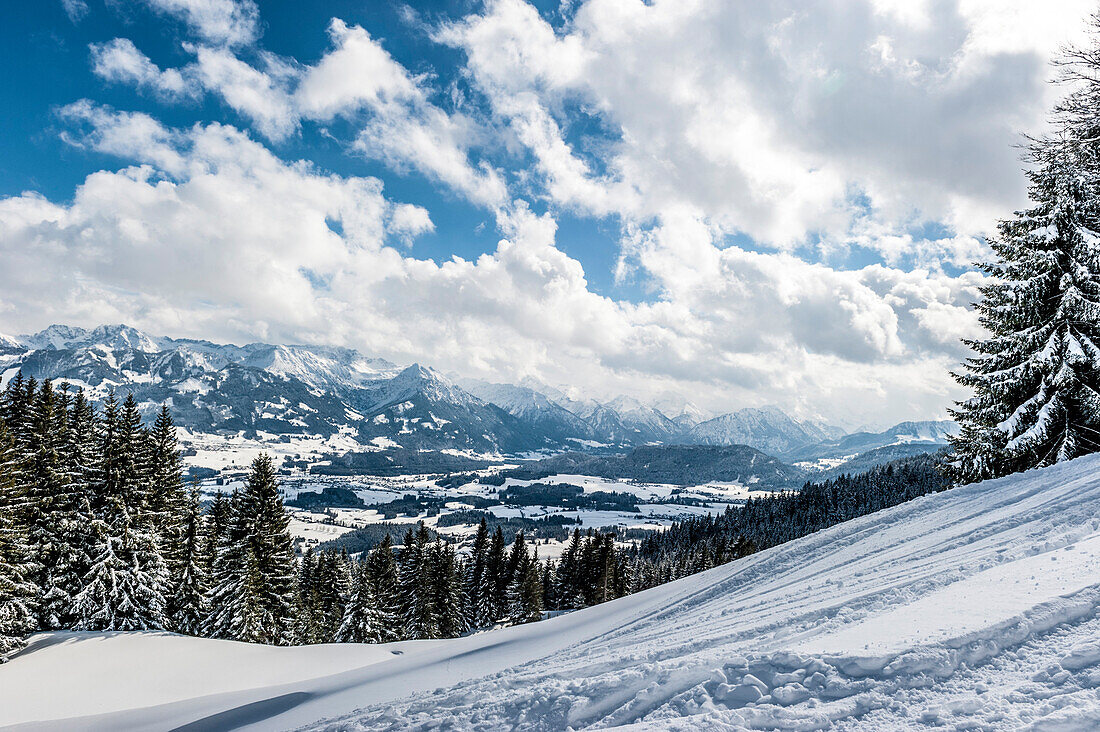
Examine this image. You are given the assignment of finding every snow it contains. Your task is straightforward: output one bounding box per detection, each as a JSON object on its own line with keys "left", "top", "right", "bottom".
{"left": 287, "top": 517, "right": 356, "bottom": 544}
{"left": 7, "top": 455, "right": 1100, "bottom": 729}
{"left": 0, "top": 632, "right": 405, "bottom": 727}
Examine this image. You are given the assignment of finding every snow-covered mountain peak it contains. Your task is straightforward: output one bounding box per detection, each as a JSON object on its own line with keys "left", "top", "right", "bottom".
{"left": 240, "top": 343, "right": 397, "bottom": 390}
{"left": 18, "top": 324, "right": 163, "bottom": 352}
{"left": 19, "top": 324, "right": 90, "bottom": 350}
{"left": 686, "top": 406, "right": 837, "bottom": 455}
{"left": 368, "top": 363, "right": 478, "bottom": 409}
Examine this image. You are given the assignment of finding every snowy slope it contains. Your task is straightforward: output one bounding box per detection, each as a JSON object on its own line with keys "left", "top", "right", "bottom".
{"left": 6, "top": 455, "right": 1100, "bottom": 729}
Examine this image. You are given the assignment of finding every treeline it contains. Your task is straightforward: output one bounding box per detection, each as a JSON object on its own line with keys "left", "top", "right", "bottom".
{"left": 313, "top": 453, "right": 951, "bottom": 634}
{"left": 626, "top": 454, "right": 950, "bottom": 588}
{"left": 299, "top": 521, "right": 621, "bottom": 641}
{"left": 0, "top": 374, "right": 311, "bottom": 653}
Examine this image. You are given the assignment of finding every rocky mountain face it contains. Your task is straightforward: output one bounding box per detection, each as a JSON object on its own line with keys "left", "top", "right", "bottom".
{"left": 684, "top": 406, "right": 842, "bottom": 456}
{"left": 0, "top": 324, "right": 950, "bottom": 464}
{"left": 783, "top": 420, "right": 960, "bottom": 464}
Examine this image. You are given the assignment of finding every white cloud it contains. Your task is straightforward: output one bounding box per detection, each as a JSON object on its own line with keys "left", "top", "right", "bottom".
{"left": 58, "top": 101, "right": 188, "bottom": 175}
{"left": 141, "top": 0, "right": 260, "bottom": 47}
{"left": 439, "top": 0, "right": 1093, "bottom": 253}
{"left": 296, "top": 19, "right": 509, "bottom": 208}
{"left": 15, "top": 0, "right": 1086, "bottom": 424}
{"left": 189, "top": 45, "right": 298, "bottom": 141}
{"left": 90, "top": 39, "right": 199, "bottom": 100}
{"left": 295, "top": 19, "right": 419, "bottom": 120}
{"left": 0, "top": 106, "right": 984, "bottom": 424}
{"left": 61, "top": 0, "right": 89, "bottom": 23}
{"left": 95, "top": 18, "right": 510, "bottom": 202}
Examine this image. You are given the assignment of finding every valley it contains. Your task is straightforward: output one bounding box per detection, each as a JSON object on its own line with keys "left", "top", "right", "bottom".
{"left": 1, "top": 323, "right": 960, "bottom": 555}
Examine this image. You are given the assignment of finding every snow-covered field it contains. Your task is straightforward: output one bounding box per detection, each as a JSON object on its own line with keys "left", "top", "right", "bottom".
{"left": 273, "top": 469, "right": 758, "bottom": 551}
{"left": 6, "top": 454, "right": 1100, "bottom": 730}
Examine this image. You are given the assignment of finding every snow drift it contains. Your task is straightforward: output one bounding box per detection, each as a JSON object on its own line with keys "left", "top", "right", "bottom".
{"left": 6, "top": 454, "right": 1100, "bottom": 730}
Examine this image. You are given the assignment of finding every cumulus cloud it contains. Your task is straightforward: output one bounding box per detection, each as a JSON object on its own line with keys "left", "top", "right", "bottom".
{"left": 141, "top": 0, "right": 260, "bottom": 47}
{"left": 90, "top": 39, "right": 199, "bottom": 100}
{"left": 437, "top": 0, "right": 1093, "bottom": 254}
{"left": 295, "top": 19, "right": 419, "bottom": 119}
{"left": 9, "top": 0, "right": 1085, "bottom": 423}
{"left": 297, "top": 19, "right": 508, "bottom": 208}
{"left": 189, "top": 45, "right": 298, "bottom": 141}
{"left": 0, "top": 104, "right": 982, "bottom": 423}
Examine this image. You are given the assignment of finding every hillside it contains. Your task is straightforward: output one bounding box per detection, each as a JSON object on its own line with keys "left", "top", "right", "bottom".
{"left": 4, "top": 455, "right": 1100, "bottom": 730}
{"left": 499, "top": 444, "right": 806, "bottom": 487}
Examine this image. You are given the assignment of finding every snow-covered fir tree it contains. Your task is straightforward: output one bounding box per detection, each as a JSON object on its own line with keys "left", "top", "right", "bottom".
{"left": 464, "top": 518, "right": 490, "bottom": 629}
{"left": 26, "top": 380, "right": 89, "bottom": 629}
{"left": 242, "top": 454, "right": 297, "bottom": 644}
{"left": 73, "top": 393, "right": 166, "bottom": 631}
{"left": 206, "top": 455, "right": 295, "bottom": 644}
{"left": 949, "top": 141, "right": 1100, "bottom": 482}
{"left": 485, "top": 526, "right": 508, "bottom": 623}
{"left": 165, "top": 485, "right": 208, "bottom": 635}
{"left": 399, "top": 524, "right": 438, "bottom": 640}
{"left": 334, "top": 559, "right": 384, "bottom": 644}
{"left": 430, "top": 542, "right": 466, "bottom": 639}
{"left": 555, "top": 529, "right": 584, "bottom": 610}
{"left": 0, "top": 422, "right": 36, "bottom": 660}
{"left": 364, "top": 534, "right": 402, "bottom": 641}
{"left": 515, "top": 547, "right": 543, "bottom": 625}
{"left": 148, "top": 406, "right": 186, "bottom": 567}
{"left": 292, "top": 546, "right": 320, "bottom": 644}
{"left": 204, "top": 491, "right": 250, "bottom": 639}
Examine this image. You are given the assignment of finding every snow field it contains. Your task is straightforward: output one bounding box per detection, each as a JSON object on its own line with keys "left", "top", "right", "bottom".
{"left": 305, "top": 453, "right": 1100, "bottom": 730}
{"left": 6, "top": 454, "right": 1100, "bottom": 729}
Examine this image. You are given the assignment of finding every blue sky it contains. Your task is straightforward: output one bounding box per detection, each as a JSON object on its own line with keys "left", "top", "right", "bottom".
{"left": 0, "top": 0, "right": 1091, "bottom": 424}
{"left": 0, "top": 0, "right": 642, "bottom": 299}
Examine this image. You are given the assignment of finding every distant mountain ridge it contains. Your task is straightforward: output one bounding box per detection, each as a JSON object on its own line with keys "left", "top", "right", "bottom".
{"left": 685, "top": 406, "right": 842, "bottom": 456}
{"left": 0, "top": 324, "right": 951, "bottom": 463}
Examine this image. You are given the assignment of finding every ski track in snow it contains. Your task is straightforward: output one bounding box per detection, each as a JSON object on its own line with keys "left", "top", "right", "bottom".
{"left": 6, "top": 456, "right": 1100, "bottom": 730}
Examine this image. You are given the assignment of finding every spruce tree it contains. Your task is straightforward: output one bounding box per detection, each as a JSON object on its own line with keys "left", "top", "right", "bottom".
{"left": 365, "top": 534, "right": 401, "bottom": 641}
{"left": 485, "top": 526, "right": 508, "bottom": 623}
{"left": 205, "top": 491, "right": 250, "bottom": 639}
{"left": 73, "top": 393, "right": 166, "bottom": 631}
{"left": 949, "top": 142, "right": 1100, "bottom": 481}
{"left": 431, "top": 542, "right": 465, "bottom": 638}
{"left": 148, "top": 406, "right": 186, "bottom": 566}
{"left": 513, "top": 547, "right": 543, "bottom": 625}
{"left": 555, "top": 529, "right": 583, "bottom": 610}
{"left": 402, "top": 524, "right": 438, "bottom": 639}
{"left": 0, "top": 373, "right": 36, "bottom": 449}
{"left": 208, "top": 456, "right": 296, "bottom": 645}
{"left": 312, "top": 552, "right": 346, "bottom": 642}
{"left": 202, "top": 491, "right": 230, "bottom": 582}
{"left": 26, "top": 380, "right": 87, "bottom": 629}
{"left": 465, "top": 518, "right": 490, "bottom": 629}
{"left": 334, "top": 560, "right": 384, "bottom": 644}
{"left": 293, "top": 547, "right": 319, "bottom": 644}
{"left": 0, "top": 423, "right": 36, "bottom": 659}
{"left": 165, "top": 485, "right": 208, "bottom": 635}
{"left": 63, "top": 391, "right": 100, "bottom": 589}
{"left": 242, "top": 454, "right": 296, "bottom": 644}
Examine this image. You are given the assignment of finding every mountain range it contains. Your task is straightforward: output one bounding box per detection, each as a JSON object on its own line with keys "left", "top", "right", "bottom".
{"left": 0, "top": 324, "right": 956, "bottom": 465}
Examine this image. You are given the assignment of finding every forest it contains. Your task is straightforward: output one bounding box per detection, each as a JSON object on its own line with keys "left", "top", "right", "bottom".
{"left": 0, "top": 371, "right": 949, "bottom": 658}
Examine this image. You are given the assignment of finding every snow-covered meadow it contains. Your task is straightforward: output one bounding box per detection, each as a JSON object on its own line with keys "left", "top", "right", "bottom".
{"left": 5, "top": 453, "right": 1100, "bottom": 729}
